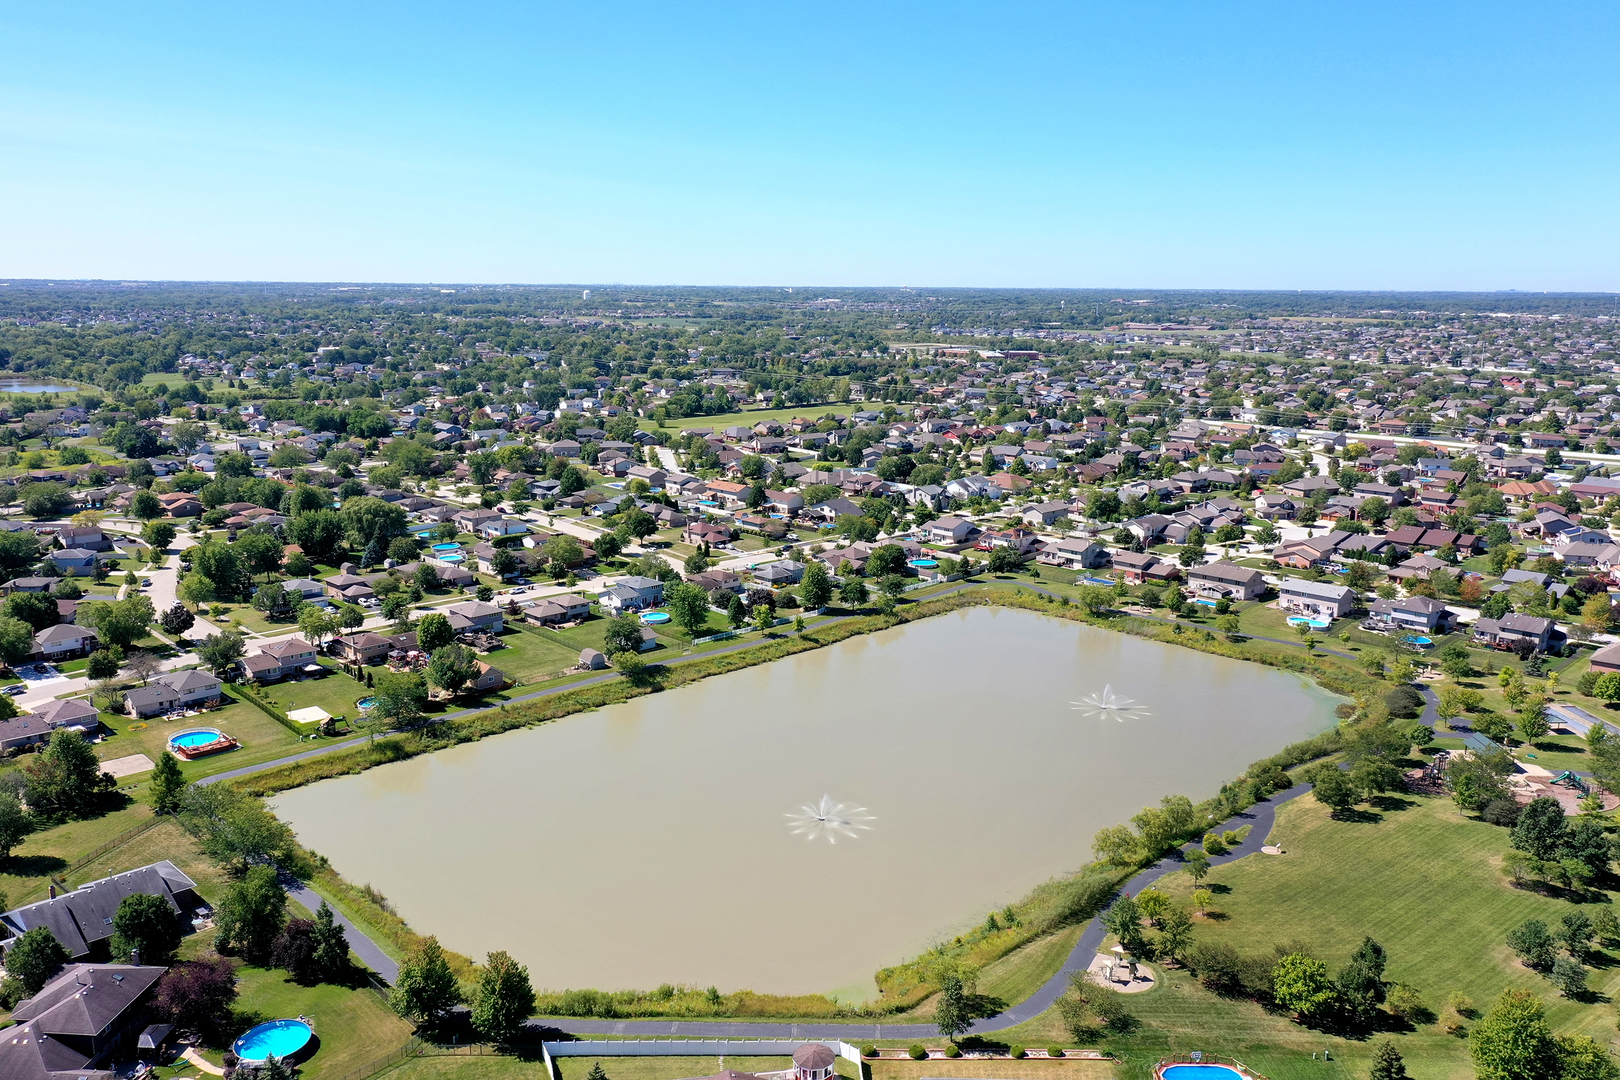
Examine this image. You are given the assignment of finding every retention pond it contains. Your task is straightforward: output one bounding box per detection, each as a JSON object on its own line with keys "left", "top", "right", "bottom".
{"left": 272, "top": 606, "right": 1343, "bottom": 1000}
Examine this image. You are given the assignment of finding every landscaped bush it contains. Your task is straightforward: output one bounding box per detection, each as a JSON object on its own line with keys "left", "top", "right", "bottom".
{"left": 861, "top": 1046, "right": 876, "bottom": 1058}
{"left": 944, "top": 1045, "right": 961, "bottom": 1058}
{"left": 1010, "top": 1047, "right": 1026, "bottom": 1059}
{"left": 1383, "top": 683, "right": 1425, "bottom": 719}
{"left": 1481, "top": 799, "right": 1523, "bottom": 826}
{"left": 1046, "top": 1046, "right": 1066, "bottom": 1058}
{"left": 908, "top": 1045, "right": 927, "bottom": 1060}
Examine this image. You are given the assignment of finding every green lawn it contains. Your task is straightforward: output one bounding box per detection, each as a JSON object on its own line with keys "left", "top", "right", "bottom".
{"left": 484, "top": 625, "right": 591, "bottom": 683}
{"left": 1089, "top": 793, "right": 1620, "bottom": 1080}
{"left": 93, "top": 696, "right": 308, "bottom": 780}
{"left": 249, "top": 663, "right": 374, "bottom": 723}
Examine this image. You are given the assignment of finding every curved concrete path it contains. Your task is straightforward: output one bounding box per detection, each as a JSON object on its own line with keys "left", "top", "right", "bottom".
{"left": 527, "top": 781, "right": 1315, "bottom": 1040}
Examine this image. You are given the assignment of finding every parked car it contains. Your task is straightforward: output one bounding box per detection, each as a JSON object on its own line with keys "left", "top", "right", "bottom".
{"left": 3, "top": 685, "right": 25, "bottom": 696}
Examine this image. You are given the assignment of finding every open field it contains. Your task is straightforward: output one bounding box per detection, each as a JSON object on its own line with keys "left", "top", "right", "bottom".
{"left": 637, "top": 404, "right": 856, "bottom": 436}
{"left": 1100, "top": 793, "right": 1620, "bottom": 1080}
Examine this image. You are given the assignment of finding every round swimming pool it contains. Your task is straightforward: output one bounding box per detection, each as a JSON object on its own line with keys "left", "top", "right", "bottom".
{"left": 232, "top": 1019, "right": 313, "bottom": 1064}
{"left": 439, "top": 554, "right": 465, "bottom": 563}
{"left": 907, "top": 558, "right": 939, "bottom": 568}
{"left": 640, "top": 612, "right": 671, "bottom": 624}
{"left": 1161, "top": 1066, "right": 1245, "bottom": 1080}
{"left": 431, "top": 543, "right": 461, "bottom": 552}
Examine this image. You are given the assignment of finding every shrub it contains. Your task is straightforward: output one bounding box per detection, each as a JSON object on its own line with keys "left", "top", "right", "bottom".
{"left": 861, "top": 1045, "right": 877, "bottom": 1058}
{"left": 1011, "top": 1047, "right": 1026, "bottom": 1060}
{"left": 1387, "top": 983, "right": 1431, "bottom": 1024}
{"left": 908, "top": 1045, "right": 926, "bottom": 1060}
{"left": 1189, "top": 941, "right": 1243, "bottom": 995}
{"left": 944, "top": 1045, "right": 961, "bottom": 1058}
{"left": 1481, "top": 799, "right": 1523, "bottom": 826}
{"left": 1446, "top": 991, "right": 1476, "bottom": 1018}
{"left": 1047, "top": 1046, "right": 1066, "bottom": 1059}
{"left": 1384, "top": 684, "right": 1424, "bottom": 719}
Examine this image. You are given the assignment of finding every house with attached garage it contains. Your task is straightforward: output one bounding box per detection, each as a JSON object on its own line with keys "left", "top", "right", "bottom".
{"left": 599, "top": 575, "right": 665, "bottom": 613}
{"left": 1186, "top": 561, "right": 1267, "bottom": 601}
{"left": 0, "top": 860, "right": 199, "bottom": 960}
{"left": 1036, "top": 538, "right": 1110, "bottom": 570}
{"left": 446, "top": 600, "right": 504, "bottom": 634}
{"left": 0, "top": 698, "right": 100, "bottom": 752}
{"left": 1277, "top": 578, "right": 1356, "bottom": 620}
{"left": 1364, "top": 594, "right": 1454, "bottom": 634}
{"left": 124, "top": 669, "right": 224, "bottom": 718}
{"left": 32, "top": 622, "right": 98, "bottom": 661}
{"left": 241, "top": 637, "right": 320, "bottom": 682}
{"left": 1473, "top": 613, "right": 1556, "bottom": 653}
{"left": 47, "top": 548, "right": 100, "bottom": 576}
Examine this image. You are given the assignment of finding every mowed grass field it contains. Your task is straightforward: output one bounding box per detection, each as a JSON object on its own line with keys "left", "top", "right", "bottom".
{"left": 1045, "top": 793, "right": 1620, "bottom": 1080}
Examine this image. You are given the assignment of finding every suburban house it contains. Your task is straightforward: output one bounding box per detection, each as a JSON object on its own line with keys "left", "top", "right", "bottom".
{"left": 278, "top": 577, "right": 327, "bottom": 602}
{"left": 446, "top": 600, "right": 504, "bottom": 634}
{"left": 599, "top": 576, "right": 665, "bottom": 613}
{"left": 1111, "top": 551, "right": 1177, "bottom": 585}
{"left": 47, "top": 548, "right": 100, "bottom": 576}
{"left": 124, "top": 670, "right": 225, "bottom": 718}
{"left": 0, "top": 698, "right": 100, "bottom": 752}
{"left": 0, "top": 861, "right": 199, "bottom": 959}
{"left": 242, "top": 637, "right": 320, "bottom": 682}
{"left": 523, "top": 592, "right": 593, "bottom": 626}
{"left": 1277, "top": 578, "right": 1356, "bottom": 620}
{"left": 476, "top": 517, "right": 531, "bottom": 539}
{"left": 329, "top": 631, "right": 395, "bottom": 665}
{"left": 1474, "top": 613, "right": 1556, "bottom": 653}
{"left": 1591, "top": 641, "right": 1620, "bottom": 674}
{"left": 754, "top": 560, "right": 805, "bottom": 586}
{"left": 32, "top": 623, "right": 98, "bottom": 661}
{"left": 1364, "top": 595, "right": 1454, "bottom": 634}
{"left": 157, "top": 492, "right": 203, "bottom": 517}
{"left": 1186, "top": 562, "right": 1266, "bottom": 601}
{"left": 0, "top": 963, "right": 171, "bottom": 1079}
{"left": 1036, "top": 538, "right": 1110, "bottom": 570}
{"left": 926, "top": 517, "right": 976, "bottom": 545}
{"left": 684, "top": 521, "right": 735, "bottom": 547}
{"left": 56, "top": 526, "right": 113, "bottom": 553}
{"left": 1020, "top": 501, "right": 1071, "bottom": 527}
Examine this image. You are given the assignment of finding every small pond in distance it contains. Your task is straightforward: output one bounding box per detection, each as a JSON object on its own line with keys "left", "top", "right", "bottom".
{"left": 272, "top": 606, "right": 1343, "bottom": 1000}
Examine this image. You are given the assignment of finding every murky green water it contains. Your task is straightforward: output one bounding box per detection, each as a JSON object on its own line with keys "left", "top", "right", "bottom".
{"left": 272, "top": 606, "right": 1342, "bottom": 999}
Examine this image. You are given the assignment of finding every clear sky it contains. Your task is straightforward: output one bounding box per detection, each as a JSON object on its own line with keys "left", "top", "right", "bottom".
{"left": 1, "top": 2, "right": 1616, "bottom": 290}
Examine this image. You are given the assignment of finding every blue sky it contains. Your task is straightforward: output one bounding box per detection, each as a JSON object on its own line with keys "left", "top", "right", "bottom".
{"left": 1, "top": 2, "right": 1616, "bottom": 289}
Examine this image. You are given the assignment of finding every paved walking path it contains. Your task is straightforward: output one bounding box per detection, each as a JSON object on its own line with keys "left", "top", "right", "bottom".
{"left": 528, "top": 781, "right": 1316, "bottom": 1039}
{"left": 281, "top": 873, "right": 400, "bottom": 983}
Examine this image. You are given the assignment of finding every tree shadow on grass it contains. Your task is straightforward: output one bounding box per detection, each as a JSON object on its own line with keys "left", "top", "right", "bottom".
{"left": 1328, "top": 807, "right": 1385, "bottom": 824}
{"left": 4, "top": 853, "right": 68, "bottom": 878}
{"left": 1368, "top": 794, "right": 1418, "bottom": 813}
{"left": 1206, "top": 882, "right": 1233, "bottom": 895}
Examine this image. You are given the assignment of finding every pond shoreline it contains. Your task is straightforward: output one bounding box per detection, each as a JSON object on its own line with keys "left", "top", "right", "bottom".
{"left": 246, "top": 582, "right": 1367, "bottom": 1016}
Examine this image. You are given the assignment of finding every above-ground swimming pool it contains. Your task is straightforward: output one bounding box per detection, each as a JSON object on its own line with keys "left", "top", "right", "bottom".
{"left": 438, "top": 554, "right": 464, "bottom": 563}
{"left": 640, "top": 611, "right": 671, "bottom": 624}
{"left": 1160, "top": 1066, "right": 1246, "bottom": 1080}
{"left": 431, "top": 543, "right": 461, "bottom": 552}
{"left": 168, "top": 728, "right": 238, "bottom": 759}
{"left": 232, "top": 1019, "right": 314, "bottom": 1064}
{"left": 907, "top": 558, "right": 939, "bottom": 569}
{"left": 1287, "top": 615, "right": 1332, "bottom": 629}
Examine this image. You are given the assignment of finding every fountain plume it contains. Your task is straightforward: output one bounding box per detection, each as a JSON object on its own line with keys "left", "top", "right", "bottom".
{"left": 786, "top": 794, "right": 875, "bottom": 844}
{"left": 1070, "top": 683, "right": 1150, "bottom": 722}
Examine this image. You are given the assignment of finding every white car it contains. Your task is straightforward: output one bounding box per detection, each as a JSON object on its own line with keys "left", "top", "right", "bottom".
{"left": 2, "top": 685, "right": 25, "bottom": 696}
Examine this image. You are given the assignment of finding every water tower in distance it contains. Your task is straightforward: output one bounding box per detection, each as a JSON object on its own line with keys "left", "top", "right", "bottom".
{"left": 793, "top": 1045, "right": 836, "bottom": 1080}
{"left": 582, "top": 289, "right": 591, "bottom": 300}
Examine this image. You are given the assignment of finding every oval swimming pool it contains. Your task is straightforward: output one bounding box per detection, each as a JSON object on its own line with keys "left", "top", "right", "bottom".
{"left": 640, "top": 612, "right": 671, "bottom": 624}
{"left": 431, "top": 543, "right": 462, "bottom": 552}
{"left": 170, "top": 729, "right": 224, "bottom": 749}
{"left": 907, "top": 558, "right": 939, "bottom": 568}
{"left": 232, "top": 1019, "right": 313, "bottom": 1064}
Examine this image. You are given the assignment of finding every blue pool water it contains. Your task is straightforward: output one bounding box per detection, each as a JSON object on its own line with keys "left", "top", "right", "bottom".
{"left": 170, "top": 729, "right": 224, "bottom": 749}
{"left": 1287, "top": 615, "right": 1332, "bottom": 629}
{"left": 357, "top": 697, "right": 378, "bottom": 709}
{"left": 431, "top": 543, "right": 461, "bottom": 552}
{"left": 640, "top": 612, "right": 671, "bottom": 624}
{"left": 1406, "top": 635, "right": 1434, "bottom": 646}
{"left": 1194, "top": 598, "right": 1218, "bottom": 607}
{"left": 232, "top": 1020, "right": 313, "bottom": 1063}
{"left": 908, "top": 558, "right": 939, "bottom": 568}
{"left": 439, "top": 554, "right": 465, "bottom": 563}
{"left": 1162, "top": 1066, "right": 1244, "bottom": 1080}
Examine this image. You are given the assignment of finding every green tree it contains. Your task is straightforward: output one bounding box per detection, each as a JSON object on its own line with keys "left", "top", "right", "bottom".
{"left": 149, "top": 751, "right": 186, "bottom": 814}
{"left": 391, "top": 936, "right": 463, "bottom": 1028}
{"left": 1156, "top": 908, "right": 1194, "bottom": 964}
{"left": 1470, "top": 988, "right": 1558, "bottom": 1080}
{"left": 0, "top": 789, "right": 35, "bottom": 861}
{"left": 934, "top": 973, "right": 972, "bottom": 1042}
{"left": 1368, "top": 1040, "right": 1407, "bottom": 1080}
{"left": 602, "top": 614, "right": 644, "bottom": 656}
{"left": 180, "top": 783, "right": 298, "bottom": 874}
{"left": 0, "top": 614, "right": 34, "bottom": 666}
{"left": 141, "top": 520, "right": 177, "bottom": 550}
{"left": 1506, "top": 919, "right": 1557, "bottom": 971}
{"left": 215, "top": 865, "right": 286, "bottom": 965}
{"left": 1512, "top": 797, "right": 1569, "bottom": 860}
{"left": 285, "top": 508, "right": 346, "bottom": 563}
{"left": 416, "top": 612, "right": 455, "bottom": 653}
{"left": 752, "top": 603, "right": 774, "bottom": 635}
{"left": 6, "top": 927, "right": 70, "bottom": 993}
{"left": 373, "top": 671, "right": 428, "bottom": 728}
{"left": 78, "top": 594, "right": 155, "bottom": 650}
{"left": 1272, "top": 953, "right": 1337, "bottom": 1018}
{"left": 1311, "top": 767, "right": 1360, "bottom": 817}
{"left": 800, "top": 561, "right": 832, "bottom": 610}
{"left": 1555, "top": 1034, "right": 1620, "bottom": 1080}
{"left": 310, "top": 902, "right": 351, "bottom": 981}
{"left": 665, "top": 581, "right": 712, "bottom": 638}
{"left": 21, "top": 729, "right": 112, "bottom": 820}
{"left": 196, "top": 630, "right": 247, "bottom": 676}
{"left": 471, "top": 950, "right": 536, "bottom": 1044}
{"left": 838, "top": 577, "right": 868, "bottom": 607}
{"left": 111, "top": 892, "right": 185, "bottom": 964}
{"left": 425, "top": 644, "right": 479, "bottom": 697}
{"left": 129, "top": 489, "right": 165, "bottom": 520}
